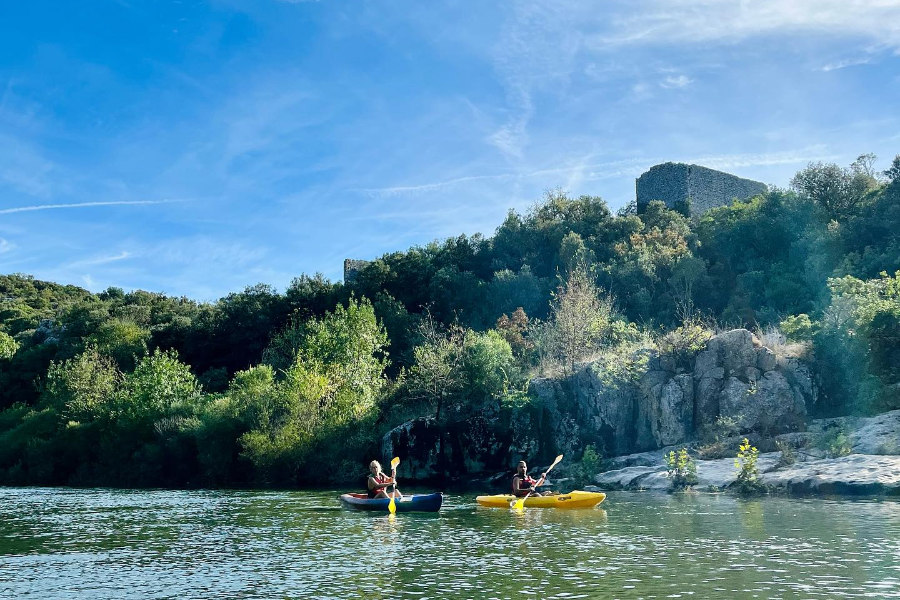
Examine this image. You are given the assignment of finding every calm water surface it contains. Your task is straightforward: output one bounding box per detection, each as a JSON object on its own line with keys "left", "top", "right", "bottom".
{"left": 1, "top": 487, "right": 899, "bottom": 599}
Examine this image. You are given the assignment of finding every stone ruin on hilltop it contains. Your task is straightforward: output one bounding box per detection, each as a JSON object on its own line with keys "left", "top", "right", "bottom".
{"left": 636, "top": 162, "right": 767, "bottom": 216}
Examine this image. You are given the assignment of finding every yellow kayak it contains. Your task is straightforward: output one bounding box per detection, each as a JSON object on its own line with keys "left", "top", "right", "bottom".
{"left": 476, "top": 490, "right": 606, "bottom": 509}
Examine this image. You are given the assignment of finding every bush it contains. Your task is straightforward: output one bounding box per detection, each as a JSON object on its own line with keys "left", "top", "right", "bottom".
{"left": 569, "top": 444, "right": 603, "bottom": 488}
{"left": 0, "top": 331, "right": 18, "bottom": 360}
{"left": 665, "top": 448, "right": 698, "bottom": 490}
{"left": 658, "top": 320, "right": 712, "bottom": 370}
{"left": 774, "top": 439, "right": 796, "bottom": 468}
{"left": 116, "top": 349, "right": 203, "bottom": 429}
{"left": 733, "top": 438, "right": 765, "bottom": 495}
{"left": 697, "top": 415, "right": 741, "bottom": 459}
{"left": 43, "top": 347, "right": 122, "bottom": 423}
{"left": 815, "top": 424, "right": 853, "bottom": 458}
{"left": 779, "top": 314, "right": 815, "bottom": 342}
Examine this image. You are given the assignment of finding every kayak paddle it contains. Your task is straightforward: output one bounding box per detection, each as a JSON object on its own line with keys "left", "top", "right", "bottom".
{"left": 511, "top": 454, "right": 563, "bottom": 510}
{"left": 388, "top": 456, "right": 400, "bottom": 514}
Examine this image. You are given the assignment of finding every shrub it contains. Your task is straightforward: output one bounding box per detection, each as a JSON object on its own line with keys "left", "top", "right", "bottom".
{"left": 665, "top": 448, "right": 698, "bottom": 490}
{"left": 733, "top": 438, "right": 765, "bottom": 494}
{"left": 697, "top": 415, "right": 741, "bottom": 459}
{"left": 774, "top": 439, "right": 796, "bottom": 468}
{"left": 569, "top": 444, "right": 603, "bottom": 488}
{"left": 658, "top": 320, "right": 712, "bottom": 370}
{"left": 43, "top": 347, "right": 122, "bottom": 423}
{"left": 0, "top": 331, "right": 18, "bottom": 360}
{"left": 779, "top": 314, "right": 815, "bottom": 341}
{"left": 815, "top": 425, "right": 853, "bottom": 458}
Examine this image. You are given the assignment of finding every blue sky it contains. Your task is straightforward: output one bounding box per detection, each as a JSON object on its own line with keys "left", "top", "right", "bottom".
{"left": 1, "top": 0, "right": 899, "bottom": 300}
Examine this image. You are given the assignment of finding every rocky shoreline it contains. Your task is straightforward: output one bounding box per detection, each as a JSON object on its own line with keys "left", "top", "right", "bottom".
{"left": 591, "top": 410, "right": 900, "bottom": 496}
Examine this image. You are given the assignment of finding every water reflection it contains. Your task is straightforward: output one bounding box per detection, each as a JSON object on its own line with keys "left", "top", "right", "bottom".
{"left": 1, "top": 487, "right": 899, "bottom": 599}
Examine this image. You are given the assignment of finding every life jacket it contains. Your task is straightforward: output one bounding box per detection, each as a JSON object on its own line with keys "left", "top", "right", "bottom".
{"left": 512, "top": 474, "right": 537, "bottom": 496}
{"left": 368, "top": 473, "right": 389, "bottom": 498}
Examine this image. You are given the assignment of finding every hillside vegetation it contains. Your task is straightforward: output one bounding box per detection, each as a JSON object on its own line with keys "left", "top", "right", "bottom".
{"left": 1, "top": 155, "right": 899, "bottom": 487}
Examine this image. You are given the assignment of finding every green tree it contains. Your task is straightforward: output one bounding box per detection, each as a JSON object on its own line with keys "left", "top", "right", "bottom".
{"left": 883, "top": 155, "right": 900, "bottom": 183}
{"left": 407, "top": 315, "right": 467, "bottom": 422}
{"left": 791, "top": 160, "right": 873, "bottom": 219}
{"left": 668, "top": 255, "right": 708, "bottom": 320}
{"left": 0, "top": 332, "right": 18, "bottom": 360}
{"left": 87, "top": 318, "right": 150, "bottom": 371}
{"left": 117, "top": 349, "right": 202, "bottom": 428}
{"left": 43, "top": 347, "right": 121, "bottom": 422}
{"left": 539, "top": 266, "right": 615, "bottom": 375}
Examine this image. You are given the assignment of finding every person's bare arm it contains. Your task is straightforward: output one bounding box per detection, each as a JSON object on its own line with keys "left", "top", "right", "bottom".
{"left": 368, "top": 476, "right": 395, "bottom": 491}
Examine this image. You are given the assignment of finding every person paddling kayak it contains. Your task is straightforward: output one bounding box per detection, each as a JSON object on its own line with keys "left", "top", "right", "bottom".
{"left": 512, "top": 460, "right": 549, "bottom": 497}
{"left": 367, "top": 460, "right": 402, "bottom": 500}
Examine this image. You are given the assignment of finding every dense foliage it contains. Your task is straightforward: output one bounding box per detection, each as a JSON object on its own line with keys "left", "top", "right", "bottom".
{"left": 1, "top": 155, "right": 899, "bottom": 487}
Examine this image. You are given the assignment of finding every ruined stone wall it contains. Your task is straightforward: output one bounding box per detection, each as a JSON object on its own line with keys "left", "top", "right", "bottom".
{"left": 636, "top": 162, "right": 767, "bottom": 216}
{"left": 343, "top": 259, "right": 369, "bottom": 284}
{"left": 686, "top": 164, "right": 768, "bottom": 214}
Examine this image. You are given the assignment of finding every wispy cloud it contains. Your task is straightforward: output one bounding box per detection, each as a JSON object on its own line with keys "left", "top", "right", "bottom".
{"left": 0, "top": 199, "right": 189, "bottom": 215}
{"left": 819, "top": 57, "right": 873, "bottom": 71}
{"left": 630, "top": 82, "right": 654, "bottom": 102}
{"left": 488, "top": 1, "right": 586, "bottom": 159}
{"left": 593, "top": 0, "right": 900, "bottom": 50}
{"left": 0, "top": 238, "right": 15, "bottom": 254}
{"left": 355, "top": 173, "right": 514, "bottom": 198}
{"left": 64, "top": 251, "right": 132, "bottom": 269}
{"left": 660, "top": 74, "right": 693, "bottom": 89}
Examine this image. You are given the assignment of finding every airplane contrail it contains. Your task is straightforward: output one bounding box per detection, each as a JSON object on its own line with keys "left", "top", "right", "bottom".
{"left": 0, "top": 199, "right": 190, "bottom": 215}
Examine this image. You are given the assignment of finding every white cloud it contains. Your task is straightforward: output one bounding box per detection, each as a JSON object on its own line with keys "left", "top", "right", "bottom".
{"left": 819, "top": 57, "right": 873, "bottom": 71}
{"left": 355, "top": 173, "right": 514, "bottom": 198}
{"left": 0, "top": 199, "right": 189, "bottom": 215}
{"left": 0, "top": 238, "right": 15, "bottom": 254}
{"left": 592, "top": 0, "right": 900, "bottom": 50}
{"left": 487, "top": 1, "right": 586, "bottom": 159}
{"left": 660, "top": 74, "right": 693, "bottom": 88}
{"left": 65, "top": 251, "right": 132, "bottom": 269}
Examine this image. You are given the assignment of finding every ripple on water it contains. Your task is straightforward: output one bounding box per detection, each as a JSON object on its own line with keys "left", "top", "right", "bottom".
{"left": 1, "top": 489, "right": 900, "bottom": 599}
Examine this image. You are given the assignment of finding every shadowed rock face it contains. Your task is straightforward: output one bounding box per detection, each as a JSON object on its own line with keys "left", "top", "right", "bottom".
{"left": 636, "top": 163, "right": 767, "bottom": 216}
{"left": 383, "top": 329, "right": 813, "bottom": 482}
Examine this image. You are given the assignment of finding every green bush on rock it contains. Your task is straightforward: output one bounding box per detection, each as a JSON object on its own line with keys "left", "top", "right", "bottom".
{"left": 734, "top": 438, "right": 766, "bottom": 495}
{"left": 666, "top": 448, "right": 698, "bottom": 491}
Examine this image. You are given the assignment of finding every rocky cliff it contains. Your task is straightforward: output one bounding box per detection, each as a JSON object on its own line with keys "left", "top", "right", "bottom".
{"left": 383, "top": 329, "right": 815, "bottom": 482}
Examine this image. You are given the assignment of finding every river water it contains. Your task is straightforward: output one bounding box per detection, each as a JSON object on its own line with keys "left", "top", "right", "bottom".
{"left": 1, "top": 487, "right": 899, "bottom": 599}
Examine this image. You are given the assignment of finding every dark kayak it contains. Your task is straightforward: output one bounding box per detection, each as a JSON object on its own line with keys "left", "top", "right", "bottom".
{"left": 339, "top": 492, "right": 443, "bottom": 513}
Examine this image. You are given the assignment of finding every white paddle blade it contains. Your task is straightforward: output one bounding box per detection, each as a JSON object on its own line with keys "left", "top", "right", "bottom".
{"left": 552, "top": 454, "right": 564, "bottom": 468}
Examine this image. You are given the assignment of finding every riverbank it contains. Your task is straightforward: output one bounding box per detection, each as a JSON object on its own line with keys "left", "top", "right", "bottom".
{"left": 590, "top": 410, "right": 900, "bottom": 496}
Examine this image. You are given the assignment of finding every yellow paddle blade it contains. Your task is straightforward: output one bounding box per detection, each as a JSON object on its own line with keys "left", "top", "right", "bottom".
{"left": 514, "top": 497, "right": 525, "bottom": 510}
{"left": 388, "top": 457, "right": 399, "bottom": 514}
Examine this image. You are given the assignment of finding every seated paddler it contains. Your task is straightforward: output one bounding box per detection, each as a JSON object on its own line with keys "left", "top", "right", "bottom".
{"left": 512, "top": 460, "right": 548, "bottom": 497}
{"left": 367, "top": 459, "right": 402, "bottom": 499}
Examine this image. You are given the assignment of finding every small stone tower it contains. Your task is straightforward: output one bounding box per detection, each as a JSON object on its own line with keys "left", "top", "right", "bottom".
{"left": 636, "top": 163, "right": 767, "bottom": 216}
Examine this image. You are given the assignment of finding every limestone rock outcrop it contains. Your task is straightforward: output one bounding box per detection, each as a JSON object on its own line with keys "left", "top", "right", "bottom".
{"left": 593, "top": 453, "right": 900, "bottom": 496}
{"left": 383, "top": 329, "right": 814, "bottom": 482}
